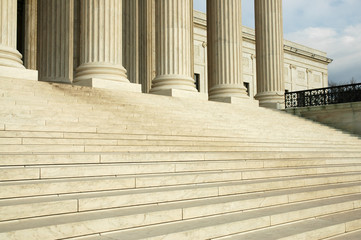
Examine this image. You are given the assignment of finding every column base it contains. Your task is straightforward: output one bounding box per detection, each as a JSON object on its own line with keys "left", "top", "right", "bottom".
{"left": 151, "top": 88, "right": 208, "bottom": 101}
{"left": 255, "top": 92, "right": 285, "bottom": 109}
{"left": 151, "top": 75, "right": 198, "bottom": 93}
{"left": 0, "top": 45, "right": 25, "bottom": 69}
{"left": 75, "top": 63, "right": 130, "bottom": 83}
{"left": 212, "top": 96, "right": 259, "bottom": 107}
{"left": 0, "top": 66, "right": 38, "bottom": 81}
{"left": 74, "top": 78, "right": 141, "bottom": 93}
{"left": 209, "top": 84, "right": 248, "bottom": 101}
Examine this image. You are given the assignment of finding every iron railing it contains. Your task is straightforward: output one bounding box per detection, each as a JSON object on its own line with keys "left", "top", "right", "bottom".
{"left": 285, "top": 83, "right": 361, "bottom": 109}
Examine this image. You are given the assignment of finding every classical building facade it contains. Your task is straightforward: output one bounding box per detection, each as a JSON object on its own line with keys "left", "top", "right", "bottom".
{"left": 1, "top": 0, "right": 332, "bottom": 108}
{"left": 193, "top": 11, "right": 332, "bottom": 100}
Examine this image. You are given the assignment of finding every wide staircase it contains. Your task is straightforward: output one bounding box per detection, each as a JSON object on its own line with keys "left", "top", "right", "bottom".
{"left": 1, "top": 77, "right": 361, "bottom": 240}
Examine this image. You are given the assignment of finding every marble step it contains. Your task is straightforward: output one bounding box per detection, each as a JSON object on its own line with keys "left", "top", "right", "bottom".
{"left": 0, "top": 86, "right": 340, "bottom": 126}
{"left": 1, "top": 162, "right": 361, "bottom": 182}
{"left": 0, "top": 97, "right": 250, "bottom": 122}
{"left": 0, "top": 134, "right": 359, "bottom": 154}
{"left": 0, "top": 107, "right": 347, "bottom": 131}
{"left": 0, "top": 90, "right": 346, "bottom": 123}
{"left": 43, "top": 194, "right": 361, "bottom": 240}
{"left": 0, "top": 79, "right": 355, "bottom": 133}
{"left": 1, "top": 138, "right": 360, "bottom": 156}
{"left": 0, "top": 129, "right": 352, "bottom": 147}
{"left": 2, "top": 112, "right": 343, "bottom": 139}
{"left": 2, "top": 135, "right": 359, "bottom": 148}
{"left": 0, "top": 99, "right": 353, "bottom": 138}
{"left": 1, "top": 180, "right": 360, "bottom": 222}
{"left": 0, "top": 112, "right": 345, "bottom": 136}
{"left": 2, "top": 142, "right": 361, "bottom": 154}
{"left": 325, "top": 229, "right": 361, "bottom": 240}
{"left": 0, "top": 109, "right": 251, "bottom": 129}
{"left": 0, "top": 80, "right": 250, "bottom": 111}
{"left": 1, "top": 170, "right": 360, "bottom": 200}
{"left": 0, "top": 92, "right": 230, "bottom": 116}
{"left": 1, "top": 152, "right": 361, "bottom": 166}
{"left": 0, "top": 109, "right": 247, "bottom": 129}
{"left": 3, "top": 137, "right": 359, "bottom": 150}
{"left": 1, "top": 123, "right": 257, "bottom": 138}
{"left": 0, "top": 129, "right": 358, "bottom": 146}
{"left": 1, "top": 130, "right": 356, "bottom": 147}
{"left": 214, "top": 209, "right": 361, "bottom": 240}
{"left": 0, "top": 106, "right": 345, "bottom": 136}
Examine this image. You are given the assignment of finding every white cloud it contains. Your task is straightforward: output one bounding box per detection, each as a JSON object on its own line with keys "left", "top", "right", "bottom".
{"left": 285, "top": 24, "right": 361, "bottom": 84}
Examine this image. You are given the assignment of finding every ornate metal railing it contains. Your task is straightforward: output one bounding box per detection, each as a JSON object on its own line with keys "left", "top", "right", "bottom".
{"left": 285, "top": 83, "right": 361, "bottom": 109}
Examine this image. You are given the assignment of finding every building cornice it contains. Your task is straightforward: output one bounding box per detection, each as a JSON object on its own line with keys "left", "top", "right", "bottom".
{"left": 193, "top": 10, "right": 333, "bottom": 65}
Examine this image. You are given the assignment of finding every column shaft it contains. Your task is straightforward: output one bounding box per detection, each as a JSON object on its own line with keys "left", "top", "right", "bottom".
{"left": 0, "top": 0, "right": 24, "bottom": 68}
{"left": 139, "top": 0, "right": 155, "bottom": 93}
{"left": 24, "top": 0, "right": 37, "bottom": 70}
{"left": 75, "top": 0, "right": 128, "bottom": 83}
{"left": 207, "top": 0, "right": 247, "bottom": 100}
{"left": 38, "top": 0, "right": 74, "bottom": 83}
{"left": 151, "top": 0, "right": 196, "bottom": 92}
{"left": 255, "top": 0, "right": 285, "bottom": 108}
{"left": 123, "top": 0, "right": 139, "bottom": 85}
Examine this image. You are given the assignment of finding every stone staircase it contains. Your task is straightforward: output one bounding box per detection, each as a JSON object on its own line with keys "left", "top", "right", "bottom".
{"left": 1, "top": 77, "right": 361, "bottom": 240}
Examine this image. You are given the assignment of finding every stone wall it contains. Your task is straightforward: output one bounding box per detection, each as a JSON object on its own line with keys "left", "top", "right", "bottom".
{"left": 286, "top": 102, "right": 361, "bottom": 136}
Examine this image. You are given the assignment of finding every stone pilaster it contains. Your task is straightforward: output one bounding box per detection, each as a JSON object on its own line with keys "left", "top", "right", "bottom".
{"left": 38, "top": 0, "right": 74, "bottom": 83}
{"left": 207, "top": 0, "right": 248, "bottom": 102}
{"left": 123, "top": 0, "right": 139, "bottom": 85}
{"left": 75, "top": 0, "right": 140, "bottom": 91}
{"left": 151, "top": 0, "right": 197, "bottom": 94}
{"left": 24, "top": 0, "right": 37, "bottom": 70}
{"left": 0, "top": 0, "right": 24, "bottom": 68}
{"left": 254, "top": 0, "right": 285, "bottom": 109}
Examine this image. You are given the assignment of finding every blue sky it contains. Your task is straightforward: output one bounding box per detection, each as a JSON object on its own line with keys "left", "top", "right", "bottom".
{"left": 194, "top": 0, "right": 361, "bottom": 85}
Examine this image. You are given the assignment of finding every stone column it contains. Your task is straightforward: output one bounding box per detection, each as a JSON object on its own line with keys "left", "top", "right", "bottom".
{"left": 38, "top": 0, "right": 74, "bottom": 83}
{"left": 189, "top": 0, "right": 194, "bottom": 83}
{"left": 0, "top": 0, "right": 24, "bottom": 69}
{"left": 207, "top": 0, "right": 248, "bottom": 102}
{"left": 254, "top": 0, "right": 285, "bottom": 109}
{"left": 123, "top": 0, "right": 139, "bottom": 85}
{"left": 24, "top": 0, "right": 37, "bottom": 70}
{"left": 139, "top": 0, "right": 155, "bottom": 93}
{"left": 75, "top": 0, "right": 140, "bottom": 91}
{"left": 151, "top": 0, "right": 198, "bottom": 95}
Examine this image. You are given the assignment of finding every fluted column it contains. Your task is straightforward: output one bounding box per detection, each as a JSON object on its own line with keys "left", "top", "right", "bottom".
{"left": 151, "top": 0, "right": 197, "bottom": 93}
{"left": 139, "top": 0, "right": 155, "bottom": 93}
{"left": 75, "top": 0, "right": 129, "bottom": 84}
{"left": 0, "top": 0, "right": 24, "bottom": 68}
{"left": 123, "top": 0, "right": 139, "bottom": 84}
{"left": 38, "top": 0, "right": 74, "bottom": 83}
{"left": 207, "top": 0, "right": 247, "bottom": 101}
{"left": 24, "top": 0, "right": 37, "bottom": 70}
{"left": 254, "top": 0, "right": 285, "bottom": 109}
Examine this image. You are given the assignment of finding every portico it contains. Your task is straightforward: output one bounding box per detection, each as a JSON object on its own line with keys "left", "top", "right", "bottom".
{"left": 2, "top": 0, "right": 285, "bottom": 108}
